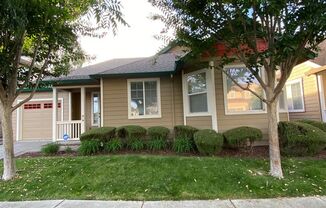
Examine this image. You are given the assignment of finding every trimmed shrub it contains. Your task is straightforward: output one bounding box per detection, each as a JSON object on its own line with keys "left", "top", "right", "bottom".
{"left": 80, "top": 127, "right": 116, "bottom": 142}
{"left": 78, "top": 140, "right": 102, "bottom": 155}
{"left": 41, "top": 143, "right": 60, "bottom": 155}
{"left": 172, "top": 137, "right": 193, "bottom": 153}
{"left": 148, "top": 126, "right": 170, "bottom": 140}
{"left": 104, "top": 138, "right": 123, "bottom": 153}
{"left": 146, "top": 139, "right": 167, "bottom": 151}
{"left": 174, "top": 125, "right": 198, "bottom": 140}
{"left": 127, "top": 139, "right": 145, "bottom": 151}
{"left": 278, "top": 121, "right": 326, "bottom": 156}
{"left": 223, "top": 126, "right": 263, "bottom": 149}
{"left": 298, "top": 119, "right": 326, "bottom": 132}
{"left": 117, "top": 125, "right": 147, "bottom": 140}
{"left": 194, "top": 129, "right": 224, "bottom": 155}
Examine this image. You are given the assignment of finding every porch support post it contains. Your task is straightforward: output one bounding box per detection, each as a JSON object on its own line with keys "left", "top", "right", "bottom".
{"left": 68, "top": 91, "right": 72, "bottom": 121}
{"left": 81, "top": 87, "right": 86, "bottom": 133}
{"left": 52, "top": 87, "right": 58, "bottom": 142}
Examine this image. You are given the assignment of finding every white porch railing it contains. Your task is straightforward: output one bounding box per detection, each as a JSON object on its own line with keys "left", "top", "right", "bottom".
{"left": 56, "top": 120, "right": 82, "bottom": 140}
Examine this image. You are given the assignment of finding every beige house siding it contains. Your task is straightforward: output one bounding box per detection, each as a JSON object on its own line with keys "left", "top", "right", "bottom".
{"left": 287, "top": 62, "right": 322, "bottom": 121}
{"left": 12, "top": 91, "right": 69, "bottom": 140}
{"left": 186, "top": 116, "right": 212, "bottom": 129}
{"left": 102, "top": 76, "right": 184, "bottom": 129}
{"left": 102, "top": 65, "right": 288, "bottom": 140}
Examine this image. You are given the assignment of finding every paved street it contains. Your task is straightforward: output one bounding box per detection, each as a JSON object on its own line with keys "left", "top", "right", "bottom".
{"left": 0, "top": 197, "right": 325, "bottom": 208}
{"left": 0, "top": 141, "right": 49, "bottom": 159}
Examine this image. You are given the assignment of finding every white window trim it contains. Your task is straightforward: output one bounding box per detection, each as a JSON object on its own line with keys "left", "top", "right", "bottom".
{"left": 278, "top": 89, "right": 288, "bottom": 113}
{"left": 91, "top": 91, "right": 100, "bottom": 127}
{"left": 286, "top": 78, "right": 305, "bottom": 113}
{"left": 183, "top": 68, "right": 212, "bottom": 117}
{"left": 127, "top": 78, "right": 161, "bottom": 119}
{"left": 222, "top": 64, "right": 267, "bottom": 115}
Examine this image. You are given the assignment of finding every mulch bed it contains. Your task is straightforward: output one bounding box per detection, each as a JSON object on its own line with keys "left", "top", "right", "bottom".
{"left": 18, "top": 146, "right": 326, "bottom": 160}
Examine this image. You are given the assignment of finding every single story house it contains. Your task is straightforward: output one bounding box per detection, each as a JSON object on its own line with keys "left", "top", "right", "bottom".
{"left": 286, "top": 41, "right": 326, "bottom": 122}
{"left": 12, "top": 46, "right": 289, "bottom": 142}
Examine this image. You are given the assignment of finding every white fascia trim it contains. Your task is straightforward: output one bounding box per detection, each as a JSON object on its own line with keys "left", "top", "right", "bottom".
{"left": 127, "top": 77, "right": 162, "bottom": 119}
{"left": 222, "top": 64, "right": 267, "bottom": 115}
{"left": 54, "top": 85, "right": 100, "bottom": 89}
{"left": 305, "top": 61, "right": 321, "bottom": 68}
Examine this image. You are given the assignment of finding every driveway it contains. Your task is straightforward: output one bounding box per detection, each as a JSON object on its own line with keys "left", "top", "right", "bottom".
{"left": 0, "top": 140, "right": 50, "bottom": 160}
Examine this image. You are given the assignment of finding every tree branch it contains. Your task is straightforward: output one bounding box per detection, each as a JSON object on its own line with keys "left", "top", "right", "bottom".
{"left": 12, "top": 47, "right": 52, "bottom": 112}
{"left": 15, "top": 38, "right": 41, "bottom": 96}
{"left": 218, "top": 66, "right": 267, "bottom": 103}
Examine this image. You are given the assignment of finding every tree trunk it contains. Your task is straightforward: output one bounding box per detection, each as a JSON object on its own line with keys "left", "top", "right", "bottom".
{"left": 267, "top": 99, "right": 283, "bottom": 178}
{"left": 1, "top": 105, "right": 16, "bottom": 180}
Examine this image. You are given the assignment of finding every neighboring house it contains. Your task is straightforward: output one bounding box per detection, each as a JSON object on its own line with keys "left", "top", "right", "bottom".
{"left": 12, "top": 46, "right": 289, "bottom": 142}
{"left": 286, "top": 41, "right": 326, "bottom": 122}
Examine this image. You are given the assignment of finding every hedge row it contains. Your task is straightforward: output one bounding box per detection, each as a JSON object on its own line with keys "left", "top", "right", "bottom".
{"left": 79, "top": 125, "right": 264, "bottom": 155}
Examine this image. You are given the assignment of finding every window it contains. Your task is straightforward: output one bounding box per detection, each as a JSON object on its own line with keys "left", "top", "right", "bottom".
{"left": 91, "top": 92, "right": 100, "bottom": 126}
{"left": 24, "top": 103, "right": 41, "bottom": 110}
{"left": 43, "top": 103, "right": 61, "bottom": 109}
{"left": 128, "top": 78, "right": 161, "bottom": 119}
{"left": 186, "top": 72, "right": 208, "bottom": 113}
{"left": 286, "top": 78, "right": 305, "bottom": 112}
{"left": 278, "top": 90, "right": 287, "bottom": 111}
{"left": 223, "top": 65, "right": 265, "bottom": 114}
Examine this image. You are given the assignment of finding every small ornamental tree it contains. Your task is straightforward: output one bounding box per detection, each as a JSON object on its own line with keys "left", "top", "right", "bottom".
{"left": 0, "top": 0, "right": 127, "bottom": 180}
{"left": 150, "top": 0, "right": 326, "bottom": 178}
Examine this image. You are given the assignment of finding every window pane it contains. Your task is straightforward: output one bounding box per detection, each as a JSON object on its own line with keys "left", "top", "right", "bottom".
{"left": 187, "top": 72, "right": 206, "bottom": 94}
{"left": 225, "top": 67, "right": 264, "bottom": 113}
{"left": 145, "top": 81, "right": 158, "bottom": 115}
{"left": 130, "top": 82, "right": 144, "bottom": 116}
{"left": 189, "top": 93, "right": 208, "bottom": 113}
{"left": 291, "top": 82, "right": 303, "bottom": 110}
{"left": 278, "top": 90, "right": 286, "bottom": 110}
{"left": 92, "top": 93, "right": 99, "bottom": 125}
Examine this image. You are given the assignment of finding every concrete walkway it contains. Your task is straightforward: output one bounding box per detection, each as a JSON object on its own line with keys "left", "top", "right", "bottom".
{"left": 0, "top": 197, "right": 325, "bottom": 208}
{"left": 0, "top": 141, "right": 49, "bottom": 159}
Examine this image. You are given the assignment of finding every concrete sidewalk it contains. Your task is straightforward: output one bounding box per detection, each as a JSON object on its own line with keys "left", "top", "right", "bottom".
{"left": 0, "top": 196, "right": 325, "bottom": 208}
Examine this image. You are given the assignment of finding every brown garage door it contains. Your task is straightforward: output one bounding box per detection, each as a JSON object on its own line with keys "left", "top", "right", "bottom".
{"left": 21, "top": 101, "right": 62, "bottom": 140}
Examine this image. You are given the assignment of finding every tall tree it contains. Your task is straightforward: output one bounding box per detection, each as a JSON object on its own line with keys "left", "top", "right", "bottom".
{"left": 0, "top": 0, "right": 127, "bottom": 180}
{"left": 150, "top": 0, "right": 326, "bottom": 178}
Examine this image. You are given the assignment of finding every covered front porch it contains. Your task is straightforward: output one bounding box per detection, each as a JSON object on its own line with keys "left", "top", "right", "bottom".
{"left": 52, "top": 85, "right": 101, "bottom": 141}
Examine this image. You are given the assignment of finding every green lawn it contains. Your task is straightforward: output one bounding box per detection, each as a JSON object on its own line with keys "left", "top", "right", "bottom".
{"left": 0, "top": 155, "right": 325, "bottom": 201}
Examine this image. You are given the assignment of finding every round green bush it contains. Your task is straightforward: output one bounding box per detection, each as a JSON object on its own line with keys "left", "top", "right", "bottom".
{"left": 174, "top": 125, "right": 198, "bottom": 140}
{"left": 80, "top": 127, "right": 116, "bottom": 142}
{"left": 117, "top": 125, "right": 147, "bottom": 140}
{"left": 148, "top": 126, "right": 170, "bottom": 140}
{"left": 194, "top": 129, "right": 223, "bottom": 155}
{"left": 278, "top": 121, "right": 326, "bottom": 156}
{"left": 297, "top": 119, "right": 326, "bottom": 132}
{"left": 223, "top": 126, "right": 262, "bottom": 149}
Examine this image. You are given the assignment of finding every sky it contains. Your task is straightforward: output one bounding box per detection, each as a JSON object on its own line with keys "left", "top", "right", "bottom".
{"left": 79, "top": 0, "right": 165, "bottom": 65}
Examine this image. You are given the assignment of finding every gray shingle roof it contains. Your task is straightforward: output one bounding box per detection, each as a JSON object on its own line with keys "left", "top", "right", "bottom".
{"left": 94, "top": 53, "right": 177, "bottom": 77}
{"left": 51, "top": 57, "right": 144, "bottom": 81}
{"left": 47, "top": 53, "right": 178, "bottom": 82}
